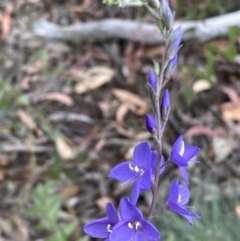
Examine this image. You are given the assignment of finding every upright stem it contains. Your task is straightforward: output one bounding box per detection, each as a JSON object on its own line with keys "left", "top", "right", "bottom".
{"left": 147, "top": 48, "right": 167, "bottom": 220}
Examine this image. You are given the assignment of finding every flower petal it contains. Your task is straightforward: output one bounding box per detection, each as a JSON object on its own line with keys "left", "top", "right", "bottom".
{"left": 84, "top": 217, "right": 111, "bottom": 238}
{"left": 131, "top": 180, "right": 140, "bottom": 205}
{"left": 172, "top": 135, "right": 184, "bottom": 154}
{"left": 111, "top": 221, "right": 135, "bottom": 241}
{"left": 168, "top": 202, "right": 197, "bottom": 217}
{"left": 134, "top": 230, "right": 144, "bottom": 241}
{"left": 133, "top": 142, "right": 152, "bottom": 168}
{"left": 151, "top": 150, "right": 158, "bottom": 171}
{"left": 171, "top": 151, "right": 188, "bottom": 167}
{"left": 178, "top": 185, "right": 190, "bottom": 205}
{"left": 141, "top": 220, "right": 161, "bottom": 241}
{"left": 106, "top": 203, "right": 119, "bottom": 224}
{"left": 167, "top": 179, "right": 178, "bottom": 204}
{"left": 108, "top": 161, "right": 138, "bottom": 184}
{"left": 119, "top": 197, "right": 143, "bottom": 221}
{"left": 179, "top": 167, "right": 189, "bottom": 185}
{"left": 139, "top": 168, "right": 152, "bottom": 191}
{"left": 183, "top": 145, "right": 200, "bottom": 161}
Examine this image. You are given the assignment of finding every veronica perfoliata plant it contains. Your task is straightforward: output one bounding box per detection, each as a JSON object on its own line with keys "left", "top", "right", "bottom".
{"left": 84, "top": 1, "right": 201, "bottom": 240}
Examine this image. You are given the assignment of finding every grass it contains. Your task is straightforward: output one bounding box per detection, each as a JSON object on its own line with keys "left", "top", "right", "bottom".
{"left": 154, "top": 184, "right": 240, "bottom": 241}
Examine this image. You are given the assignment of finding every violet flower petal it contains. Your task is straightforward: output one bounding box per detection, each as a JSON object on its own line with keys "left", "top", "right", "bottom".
{"left": 182, "top": 145, "right": 200, "bottom": 161}
{"left": 111, "top": 221, "right": 135, "bottom": 241}
{"left": 178, "top": 185, "right": 190, "bottom": 205}
{"left": 167, "top": 179, "right": 179, "bottom": 203}
{"left": 133, "top": 142, "right": 152, "bottom": 168}
{"left": 134, "top": 231, "right": 144, "bottom": 241}
{"left": 131, "top": 180, "right": 140, "bottom": 205}
{"left": 179, "top": 166, "right": 189, "bottom": 185}
{"left": 108, "top": 161, "right": 138, "bottom": 184}
{"left": 141, "top": 220, "right": 161, "bottom": 241}
{"left": 106, "top": 203, "right": 119, "bottom": 224}
{"left": 171, "top": 151, "right": 188, "bottom": 167}
{"left": 139, "top": 167, "right": 152, "bottom": 191}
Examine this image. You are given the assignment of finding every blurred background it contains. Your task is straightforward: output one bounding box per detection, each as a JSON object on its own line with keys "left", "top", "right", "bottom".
{"left": 1, "top": 0, "right": 240, "bottom": 240}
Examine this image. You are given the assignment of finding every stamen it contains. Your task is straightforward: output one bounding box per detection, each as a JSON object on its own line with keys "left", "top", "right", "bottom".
{"left": 128, "top": 222, "right": 134, "bottom": 229}
{"left": 178, "top": 194, "right": 182, "bottom": 203}
{"left": 134, "top": 166, "right": 140, "bottom": 172}
{"left": 129, "top": 163, "right": 134, "bottom": 171}
{"left": 107, "top": 224, "right": 112, "bottom": 233}
{"left": 135, "top": 222, "right": 141, "bottom": 229}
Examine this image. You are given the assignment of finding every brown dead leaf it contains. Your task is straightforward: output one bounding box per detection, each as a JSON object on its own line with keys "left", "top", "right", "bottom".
{"left": 56, "top": 135, "right": 76, "bottom": 160}
{"left": 235, "top": 205, "right": 240, "bottom": 218}
{"left": 62, "top": 185, "right": 80, "bottom": 201}
{"left": 21, "top": 76, "right": 31, "bottom": 90}
{"left": 17, "top": 109, "right": 43, "bottom": 136}
{"left": 192, "top": 80, "right": 211, "bottom": 93}
{"left": 116, "top": 104, "right": 129, "bottom": 124}
{"left": 38, "top": 92, "right": 74, "bottom": 106}
{"left": 96, "top": 197, "right": 114, "bottom": 211}
{"left": 221, "top": 103, "right": 240, "bottom": 121}
{"left": 0, "top": 5, "right": 12, "bottom": 39}
{"left": 113, "top": 88, "right": 148, "bottom": 115}
{"left": 220, "top": 85, "right": 239, "bottom": 104}
{"left": 0, "top": 168, "right": 5, "bottom": 181}
{"left": 185, "top": 125, "right": 222, "bottom": 137}
{"left": 73, "top": 66, "right": 115, "bottom": 94}
{"left": 23, "top": 60, "right": 43, "bottom": 75}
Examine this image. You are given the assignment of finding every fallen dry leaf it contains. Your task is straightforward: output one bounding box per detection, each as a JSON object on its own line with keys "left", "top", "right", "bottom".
{"left": 21, "top": 76, "right": 31, "bottom": 90}
{"left": 212, "top": 137, "right": 233, "bottom": 163}
{"left": 73, "top": 66, "right": 115, "bottom": 94}
{"left": 55, "top": 135, "right": 76, "bottom": 160}
{"left": 96, "top": 197, "right": 114, "bottom": 211}
{"left": 220, "top": 85, "right": 239, "bottom": 104}
{"left": 113, "top": 88, "right": 148, "bottom": 115}
{"left": 0, "top": 5, "right": 12, "bottom": 39}
{"left": 0, "top": 169, "right": 5, "bottom": 181}
{"left": 38, "top": 92, "right": 74, "bottom": 106}
{"left": 235, "top": 205, "right": 240, "bottom": 218}
{"left": 62, "top": 185, "right": 80, "bottom": 202}
{"left": 221, "top": 103, "right": 240, "bottom": 121}
{"left": 192, "top": 80, "right": 211, "bottom": 93}
{"left": 185, "top": 125, "right": 222, "bottom": 137}
{"left": 116, "top": 103, "right": 129, "bottom": 124}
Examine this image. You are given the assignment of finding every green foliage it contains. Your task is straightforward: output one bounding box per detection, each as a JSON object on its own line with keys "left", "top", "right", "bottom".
{"left": 26, "top": 181, "right": 76, "bottom": 241}
{"left": 103, "top": 0, "right": 146, "bottom": 6}
{"left": 155, "top": 189, "right": 240, "bottom": 241}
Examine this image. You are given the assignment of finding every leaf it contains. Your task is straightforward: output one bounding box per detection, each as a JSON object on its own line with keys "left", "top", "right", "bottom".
{"left": 73, "top": 66, "right": 115, "bottom": 93}
{"left": 38, "top": 92, "right": 74, "bottom": 106}
{"left": 112, "top": 88, "right": 148, "bottom": 115}
{"left": 55, "top": 135, "right": 76, "bottom": 160}
{"left": 116, "top": 103, "right": 129, "bottom": 124}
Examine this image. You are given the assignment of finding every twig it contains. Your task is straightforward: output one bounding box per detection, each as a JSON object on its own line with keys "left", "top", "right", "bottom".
{"left": 33, "top": 11, "right": 240, "bottom": 44}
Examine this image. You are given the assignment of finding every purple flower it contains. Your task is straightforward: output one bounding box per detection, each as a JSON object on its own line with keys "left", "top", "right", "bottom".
{"left": 110, "top": 197, "right": 161, "bottom": 241}
{"left": 165, "top": 179, "right": 201, "bottom": 225}
{"left": 148, "top": 68, "right": 157, "bottom": 92}
{"left": 109, "top": 142, "right": 153, "bottom": 200}
{"left": 151, "top": 151, "right": 166, "bottom": 176}
{"left": 165, "top": 54, "right": 178, "bottom": 79}
{"left": 84, "top": 202, "right": 119, "bottom": 239}
{"left": 167, "top": 26, "right": 182, "bottom": 59}
{"left": 145, "top": 114, "right": 157, "bottom": 133}
{"left": 170, "top": 136, "right": 200, "bottom": 184}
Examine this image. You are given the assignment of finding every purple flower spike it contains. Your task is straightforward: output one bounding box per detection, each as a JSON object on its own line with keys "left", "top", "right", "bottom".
{"left": 166, "top": 179, "right": 201, "bottom": 225}
{"left": 109, "top": 142, "right": 153, "bottom": 191}
{"left": 148, "top": 68, "right": 157, "bottom": 92}
{"left": 110, "top": 197, "right": 161, "bottom": 241}
{"left": 171, "top": 136, "right": 200, "bottom": 184}
{"left": 145, "top": 113, "right": 157, "bottom": 133}
{"left": 167, "top": 26, "right": 182, "bottom": 59}
{"left": 84, "top": 202, "right": 119, "bottom": 239}
{"left": 165, "top": 54, "right": 178, "bottom": 79}
{"left": 161, "top": 89, "right": 171, "bottom": 120}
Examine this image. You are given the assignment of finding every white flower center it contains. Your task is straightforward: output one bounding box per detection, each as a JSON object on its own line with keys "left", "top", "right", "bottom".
{"left": 128, "top": 222, "right": 141, "bottom": 230}
{"left": 178, "top": 194, "right": 182, "bottom": 203}
{"left": 107, "top": 224, "right": 112, "bottom": 233}
{"left": 179, "top": 141, "right": 185, "bottom": 156}
{"left": 129, "top": 163, "right": 144, "bottom": 175}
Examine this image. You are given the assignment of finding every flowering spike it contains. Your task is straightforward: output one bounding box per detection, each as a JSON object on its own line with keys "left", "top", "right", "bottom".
{"left": 161, "top": 89, "right": 171, "bottom": 120}
{"left": 165, "top": 54, "right": 178, "bottom": 79}
{"left": 148, "top": 68, "right": 157, "bottom": 92}
{"left": 167, "top": 26, "right": 182, "bottom": 59}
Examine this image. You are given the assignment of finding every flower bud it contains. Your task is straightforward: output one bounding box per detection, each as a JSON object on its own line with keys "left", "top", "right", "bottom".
{"left": 160, "top": 89, "right": 171, "bottom": 120}
{"left": 167, "top": 26, "right": 182, "bottom": 59}
{"left": 148, "top": 68, "right": 157, "bottom": 92}
{"left": 161, "top": 0, "right": 174, "bottom": 30}
{"left": 145, "top": 114, "right": 157, "bottom": 133}
{"left": 165, "top": 54, "right": 178, "bottom": 79}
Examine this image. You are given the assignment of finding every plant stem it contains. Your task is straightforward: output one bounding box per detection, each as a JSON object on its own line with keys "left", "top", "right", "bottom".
{"left": 147, "top": 47, "right": 167, "bottom": 220}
